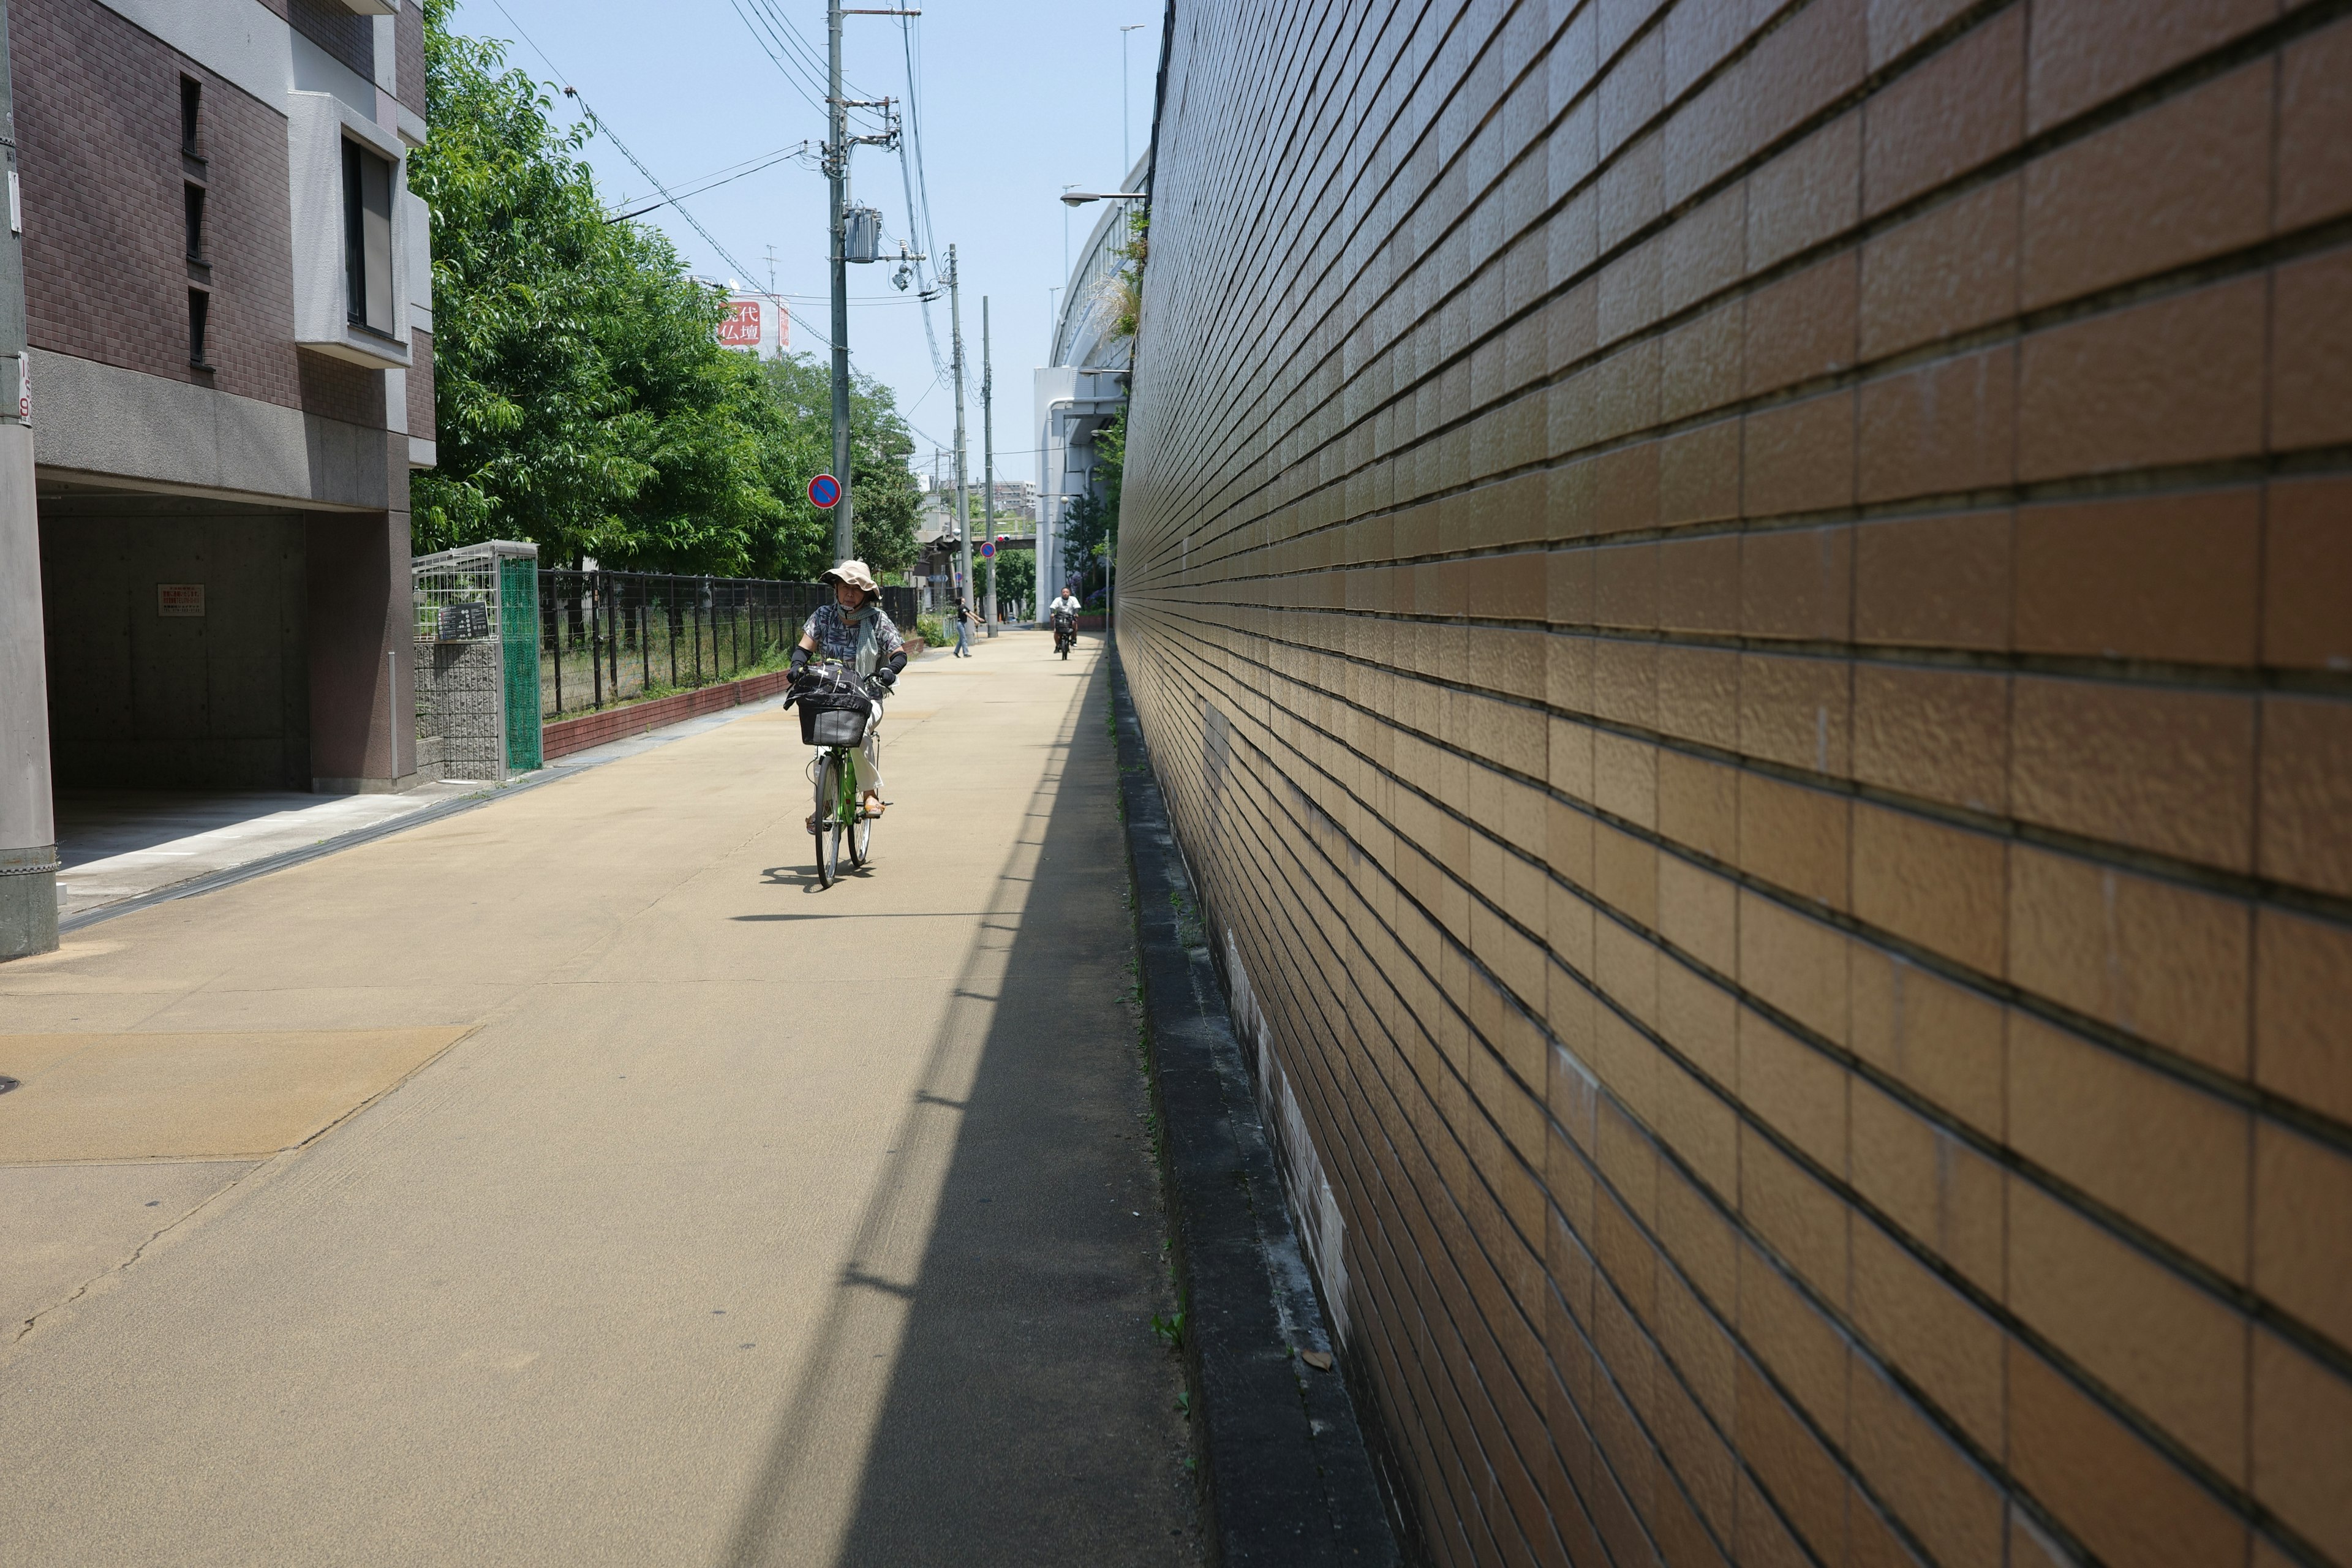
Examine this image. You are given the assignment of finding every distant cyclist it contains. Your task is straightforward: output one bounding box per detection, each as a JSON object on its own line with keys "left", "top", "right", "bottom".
{"left": 1047, "top": 586, "right": 1080, "bottom": 656}
{"left": 790, "top": 560, "right": 905, "bottom": 821}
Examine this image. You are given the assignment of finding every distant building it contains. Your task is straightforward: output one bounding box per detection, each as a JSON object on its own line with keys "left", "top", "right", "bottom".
{"left": 1035, "top": 151, "right": 1145, "bottom": 596}
{"left": 911, "top": 473, "right": 1035, "bottom": 614}
{"left": 977, "top": 479, "right": 1036, "bottom": 523}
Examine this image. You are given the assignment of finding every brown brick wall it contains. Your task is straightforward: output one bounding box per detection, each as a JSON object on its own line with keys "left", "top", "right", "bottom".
{"left": 407, "top": 329, "right": 434, "bottom": 444}
{"left": 1120, "top": 4, "right": 2352, "bottom": 1566}
{"left": 16, "top": 0, "right": 302, "bottom": 408}
{"left": 398, "top": 0, "right": 426, "bottom": 118}
{"left": 286, "top": 0, "right": 372, "bottom": 83}
{"left": 298, "top": 350, "right": 385, "bottom": 430}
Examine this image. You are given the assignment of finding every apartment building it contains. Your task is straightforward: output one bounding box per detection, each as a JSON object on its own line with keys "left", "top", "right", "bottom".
{"left": 21, "top": 0, "right": 434, "bottom": 802}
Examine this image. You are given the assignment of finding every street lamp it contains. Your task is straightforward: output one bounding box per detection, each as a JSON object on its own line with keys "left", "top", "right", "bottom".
{"left": 1060, "top": 191, "right": 1148, "bottom": 205}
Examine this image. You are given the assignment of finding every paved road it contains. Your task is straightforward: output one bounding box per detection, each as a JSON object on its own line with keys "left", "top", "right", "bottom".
{"left": 0, "top": 635, "right": 1200, "bottom": 1567}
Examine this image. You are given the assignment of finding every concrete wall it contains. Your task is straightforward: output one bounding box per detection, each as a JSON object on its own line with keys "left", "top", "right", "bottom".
{"left": 39, "top": 496, "right": 309, "bottom": 790}
{"left": 1120, "top": 4, "right": 2352, "bottom": 1567}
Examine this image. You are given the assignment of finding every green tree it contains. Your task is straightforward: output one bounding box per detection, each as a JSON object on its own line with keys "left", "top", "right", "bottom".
{"left": 408, "top": 7, "right": 644, "bottom": 560}
{"left": 982, "top": 547, "right": 1035, "bottom": 615}
{"left": 1061, "top": 406, "right": 1126, "bottom": 598}
{"left": 754, "top": 355, "right": 921, "bottom": 577}
{"left": 409, "top": 1, "right": 922, "bottom": 579}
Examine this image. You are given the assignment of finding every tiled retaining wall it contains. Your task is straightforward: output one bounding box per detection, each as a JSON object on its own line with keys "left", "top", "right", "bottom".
{"left": 1118, "top": 4, "right": 2352, "bottom": 1566}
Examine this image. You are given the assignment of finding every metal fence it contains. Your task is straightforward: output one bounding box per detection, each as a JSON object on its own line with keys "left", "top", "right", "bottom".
{"left": 412, "top": 540, "right": 542, "bottom": 777}
{"left": 538, "top": 571, "right": 919, "bottom": 718}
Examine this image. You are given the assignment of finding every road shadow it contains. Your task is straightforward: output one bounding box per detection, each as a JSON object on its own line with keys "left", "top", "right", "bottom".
{"left": 722, "top": 658, "right": 1200, "bottom": 1568}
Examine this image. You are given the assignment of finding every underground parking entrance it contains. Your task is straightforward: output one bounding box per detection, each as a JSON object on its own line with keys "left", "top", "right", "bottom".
{"left": 36, "top": 482, "right": 428, "bottom": 913}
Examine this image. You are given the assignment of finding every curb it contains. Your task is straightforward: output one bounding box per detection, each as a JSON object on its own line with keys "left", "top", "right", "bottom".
{"left": 1110, "top": 652, "right": 1401, "bottom": 1567}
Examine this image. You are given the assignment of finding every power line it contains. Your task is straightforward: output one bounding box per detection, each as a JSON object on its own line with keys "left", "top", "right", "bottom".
{"left": 896, "top": 12, "right": 952, "bottom": 391}
{"left": 474, "top": 1, "right": 841, "bottom": 350}
{"left": 608, "top": 143, "right": 812, "bottom": 211}
{"left": 722, "top": 0, "right": 831, "bottom": 123}
{"left": 757, "top": 0, "right": 874, "bottom": 104}
{"left": 566, "top": 86, "right": 839, "bottom": 351}
{"left": 606, "top": 143, "right": 814, "bottom": 222}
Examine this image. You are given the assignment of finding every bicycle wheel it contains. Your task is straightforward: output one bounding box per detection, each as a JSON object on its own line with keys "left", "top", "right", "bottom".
{"left": 813, "top": 753, "right": 839, "bottom": 888}
{"left": 830, "top": 748, "right": 854, "bottom": 883}
{"left": 851, "top": 796, "right": 873, "bottom": 866}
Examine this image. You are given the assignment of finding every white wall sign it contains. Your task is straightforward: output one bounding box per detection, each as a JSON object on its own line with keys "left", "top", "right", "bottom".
{"left": 157, "top": 584, "right": 206, "bottom": 617}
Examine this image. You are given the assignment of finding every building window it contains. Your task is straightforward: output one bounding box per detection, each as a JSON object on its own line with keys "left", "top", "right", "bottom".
{"left": 341, "top": 138, "right": 394, "bottom": 334}
{"left": 183, "top": 182, "right": 206, "bottom": 262}
{"left": 188, "top": 288, "right": 210, "bottom": 368}
{"left": 180, "top": 76, "right": 201, "bottom": 157}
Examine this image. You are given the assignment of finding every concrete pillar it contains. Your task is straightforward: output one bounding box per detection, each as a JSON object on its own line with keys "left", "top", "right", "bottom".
{"left": 306, "top": 507, "right": 412, "bottom": 793}
{"left": 0, "top": 0, "right": 57, "bottom": 958}
{"left": 0, "top": 423, "right": 56, "bottom": 957}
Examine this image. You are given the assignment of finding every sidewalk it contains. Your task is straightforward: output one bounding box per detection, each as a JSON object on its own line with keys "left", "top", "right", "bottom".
{"left": 0, "top": 633, "right": 1199, "bottom": 1566}
{"left": 53, "top": 691, "right": 805, "bottom": 926}
{"left": 55, "top": 784, "right": 481, "bottom": 921}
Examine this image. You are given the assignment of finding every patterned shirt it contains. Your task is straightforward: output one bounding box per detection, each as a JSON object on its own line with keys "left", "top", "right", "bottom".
{"left": 801, "top": 601, "right": 904, "bottom": 667}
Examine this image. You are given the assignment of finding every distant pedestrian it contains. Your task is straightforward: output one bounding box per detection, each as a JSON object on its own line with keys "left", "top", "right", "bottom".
{"left": 953, "top": 597, "right": 974, "bottom": 657}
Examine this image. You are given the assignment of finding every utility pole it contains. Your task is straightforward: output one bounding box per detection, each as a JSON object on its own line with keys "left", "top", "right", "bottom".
{"left": 949, "top": 244, "right": 972, "bottom": 640}
{"left": 0, "top": 0, "right": 55, "bottom": 959}
{"left": 826, "top": 0, "right": 853, "bottom": 562}
{"left": 982, "top": 296, "right": 997, "bottom": 636}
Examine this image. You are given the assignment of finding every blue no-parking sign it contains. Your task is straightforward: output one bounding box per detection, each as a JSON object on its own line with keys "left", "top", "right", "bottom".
{"left": 807, "top": 473, "right": 841, "bottom": 509}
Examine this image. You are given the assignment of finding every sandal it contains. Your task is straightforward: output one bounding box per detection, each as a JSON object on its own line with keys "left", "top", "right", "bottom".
{"left": 861, "top": 796, "right": 889, "bottom": 819}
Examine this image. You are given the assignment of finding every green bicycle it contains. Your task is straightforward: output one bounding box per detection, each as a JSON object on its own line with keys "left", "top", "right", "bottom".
{"left": 808, "top": 736, "right": 873, "bottom": 888}
{"left": 791, "top": 659, "right": 880, "bottom": 889}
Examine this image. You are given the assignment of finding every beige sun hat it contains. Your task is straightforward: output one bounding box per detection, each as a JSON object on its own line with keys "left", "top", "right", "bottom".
{"left": 821, "top": 559, "right": 880, "bottom": 594}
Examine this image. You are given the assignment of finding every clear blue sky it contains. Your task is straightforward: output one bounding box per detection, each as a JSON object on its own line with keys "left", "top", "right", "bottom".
{"left": 444, "top": 0, "right": 1161, "bottom": 486}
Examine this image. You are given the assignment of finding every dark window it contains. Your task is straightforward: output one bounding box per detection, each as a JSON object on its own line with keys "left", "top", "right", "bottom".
{"left": 183, "top": 182, "right": 205, "bottom": 261}
{"left": 341, "top": 138, "right": 394, "bottom": 333}
{"left": 180, "top": 77, "right": 201, "bottom": 157}
{"left": 188, "top": 288, "right": 210, "bottom": 366}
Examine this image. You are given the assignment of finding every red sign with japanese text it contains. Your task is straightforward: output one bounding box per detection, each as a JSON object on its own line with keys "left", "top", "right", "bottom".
{"left": 718, "top": 300, "right": 761, "bottom": 349}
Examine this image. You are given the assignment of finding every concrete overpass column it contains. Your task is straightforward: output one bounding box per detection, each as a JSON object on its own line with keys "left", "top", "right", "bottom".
{"left": 306, "top": 506, "right": 413, "bottom": 793}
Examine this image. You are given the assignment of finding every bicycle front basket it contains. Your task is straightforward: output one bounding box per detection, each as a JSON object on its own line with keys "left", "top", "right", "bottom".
{"left": 803, "top": 704, "right": 868, "bottom": 747}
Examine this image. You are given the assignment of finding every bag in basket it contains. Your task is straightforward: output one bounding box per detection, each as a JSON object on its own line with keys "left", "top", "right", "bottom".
{"left": 801, "top": 704, "right": 869, "bottom": 747}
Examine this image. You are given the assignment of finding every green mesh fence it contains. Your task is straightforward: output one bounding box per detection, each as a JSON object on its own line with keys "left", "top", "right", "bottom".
{"left": 499, "top": 555, "right": 545, "bottom": 771}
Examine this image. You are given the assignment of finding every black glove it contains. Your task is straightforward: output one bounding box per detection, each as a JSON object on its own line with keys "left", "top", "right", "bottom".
{"left": 870, "top": 667, "right": 897, "bottom": 689}
{"left": 789, "top": 647, "right": 810, "bottom": 678}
